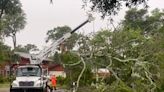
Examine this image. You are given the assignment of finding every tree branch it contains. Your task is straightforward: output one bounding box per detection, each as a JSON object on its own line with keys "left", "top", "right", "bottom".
{"left": 75, "top": 54, "right": 86, "bottom": 92}
{"left": 64, "top": 60, "right": 81, "bottom": 66}
{"left": 112, "top": 56, "right": 139, "bottom": 63}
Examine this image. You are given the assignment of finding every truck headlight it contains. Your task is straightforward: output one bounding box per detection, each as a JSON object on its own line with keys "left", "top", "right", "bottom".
{"left": 12, "top": 83, "right": 18, "bottom": 87}
{"left": 35, "top": 82, "right": 43, "bottom": 87}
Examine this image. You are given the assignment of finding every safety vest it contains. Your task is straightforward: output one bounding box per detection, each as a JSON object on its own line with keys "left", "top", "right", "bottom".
{"left": 51, "top": 76, "right": 57, "bottom": 87}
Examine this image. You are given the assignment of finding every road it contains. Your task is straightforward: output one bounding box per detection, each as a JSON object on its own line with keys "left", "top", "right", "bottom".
{"left": 0, "top": 88, "right": 66, "bottom": 92}
{"left": 0, "top": 88, "right": 9, "bottom": 92}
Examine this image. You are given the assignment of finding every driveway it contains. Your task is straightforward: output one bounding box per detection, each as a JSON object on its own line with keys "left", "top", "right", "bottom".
{"left": 0, "top": 88, "right": 9, "bottom": 92}
{"left": 0, "top": 88, "right": 66, "bottom": 92}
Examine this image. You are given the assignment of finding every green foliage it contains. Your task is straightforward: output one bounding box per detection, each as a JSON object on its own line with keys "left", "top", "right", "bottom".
{"left": 0, "top": 76, "right": 11, "bottom": 83}
{"left": 14, "top": 44, "right": 38, "bottom": 53}
{"left": 46, "top": 26, "right": 71, "bottom": 42}
{"left": 53, "top": 52, "right": 61, "bottom": 64}
{"left": 74, "top": 8, "right": 164, "bottom": 92}
{"left": 0, "top": 20, "right": 6, "bottom": 39}
{"left": 56, "top": 76, "right": 67, "bottom": 86}
{"left": 14, "top": 45, "right": 27, "bottom": 52}
{"left": 0, "top": 76, "right": 5, "bottom": 83}
{"left": 59, "top": 8, "right": 164, "bottom": 92}
{"left": 90, "top": 29, "right": 156, "bottom": 91}
{"left": 53, "top": 51, "right": 81, "bottom": 87}
{"left": 122, "top": 8, "right": 164, "bottom": 34}
{"left": 79, "top": 68, "right": 94, "bottom": 86}
{"left": 0, "top": 0, "right": 24, "bottom": 42}
{"left": 24, "top": 44, "right": 39, "bottom": 52}
{"left": 82, "top": 0, "right": 148, "bottom": 17}
{"left": 48, "top": 8, "right": 164, "bottom": 92}
{"left": 3, "top": 12, "right": 26, "bottom": 37}
{"left": 3, "top": 12, "right": 26, "bottom": 48}
{"left": 123, "top": 8, "right": 148, "bottom": 30}
{"left": 0, "top": 0, "right": 26, "bottom": 49}
{"left": 53, "top": 51, "right": 94, "bottom": 89}
{"left": 60, "top": 51, "right": 80, "bottom": 64}
{"left": 112, "top": 81, "right": 133, "bottom": 92}
{"left": 0, "top": 0, "right": 22, "bottom": 19}
{"left": 46, "top": 26, "right": 79, "bottom": 50}
{"left": 0, "top": 42, "right": 11, "bottom": 62}
{"left": 77, "top": 86, "right": 95, "bottom": 92}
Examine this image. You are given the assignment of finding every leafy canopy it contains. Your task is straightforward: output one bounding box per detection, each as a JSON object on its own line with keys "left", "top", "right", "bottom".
{"left": 83, "top": 0, "right": 148, "bottom": 17}
{"left": 46, "top": 26, "right": 79, "bottom": 50}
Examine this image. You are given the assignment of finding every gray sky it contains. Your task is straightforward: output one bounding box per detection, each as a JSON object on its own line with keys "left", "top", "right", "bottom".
{"left": 4, "top": 0, "right": 164, "bottom": 49}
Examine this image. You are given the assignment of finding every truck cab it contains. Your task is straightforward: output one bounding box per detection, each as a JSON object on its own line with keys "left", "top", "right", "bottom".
{"left": 10, "top": 64, "right": 48, "bottom": 92}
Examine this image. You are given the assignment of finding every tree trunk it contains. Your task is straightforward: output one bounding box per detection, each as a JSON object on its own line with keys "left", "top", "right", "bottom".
{"left": 12, "top": 33, "right": 16, "bottom": 49}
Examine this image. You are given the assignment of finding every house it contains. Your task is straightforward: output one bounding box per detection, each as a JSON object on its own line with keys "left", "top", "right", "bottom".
{"left": 0, "top": 61, "right": 10, "bottom": 77}
{"left": 48, "top": 64, "right": 66, "bottom": 78}
{"left": 92, "top": 68, "right": 111, "bottom": 78}
{"left": 0, "top": 52, "right": 66, "bottom": 78}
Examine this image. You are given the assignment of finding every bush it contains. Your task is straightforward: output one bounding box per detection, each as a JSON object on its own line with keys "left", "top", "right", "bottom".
{"left": 0, "top": 76, "right": 5, "bottom": 83}
{"left": 0, "top": 76, "right": 13, "bottom": 83}
{"left": 57, "top": 76, "right": 67, "bottom": 86}
{"left": 77, "top": 86, "right": 95, "bottom": 92}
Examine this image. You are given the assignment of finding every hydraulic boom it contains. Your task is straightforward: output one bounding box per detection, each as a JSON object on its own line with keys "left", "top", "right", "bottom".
{"left": 30, "top": 14, "right": 94, "bottom": 64}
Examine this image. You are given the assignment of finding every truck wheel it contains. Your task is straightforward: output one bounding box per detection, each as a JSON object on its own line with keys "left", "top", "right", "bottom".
{"left": 10, "top": 89, "right": 12, "bottom": 92}
{"left": 10, "top": 87, "right": 14, "bottom": 92}
{"left": 10, "top": 88, "right": 16, "bottom": 92}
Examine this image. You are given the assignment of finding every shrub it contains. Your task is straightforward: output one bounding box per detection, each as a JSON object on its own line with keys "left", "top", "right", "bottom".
{"left": 57, "top": 76, "right": 67, "bottom": 86}
{"left": 0, "top": 76, "right": 4, "bottom": 83}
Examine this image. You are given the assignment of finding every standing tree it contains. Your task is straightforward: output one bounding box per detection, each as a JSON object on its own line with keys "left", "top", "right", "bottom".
{"left": 0, "top": 42, "right": 11, "bottom": 62}
{"left": 46, "top": 26, "right": 79, "bottom": 51}
{"left": 15, "top": 44, "right": 39, "bottom": 53}
{"left": 24, "top": 44, "right": 39, "bottom": 53}
{"left": 14, "top": 45, "right": 27, "bottom": 53}
{"left": 122, "top": 8, "right": 148, "bottom": 30}
{"left": 82, "top": 0, "right": 148, "bottom": 17}
{"left": 0, "top": 0, "right": 21, "bottom": 19}
{"left": 0, "top": 0, "right": 22, "bottom": 39}
{"left": 50, "top": 0, "right": 148, "bottom": 17}
{"left": 122, "top": 8, "right": 164, "bottom": 34}
{"left": 2, "top": 10, "right": 26, "bottom": 49}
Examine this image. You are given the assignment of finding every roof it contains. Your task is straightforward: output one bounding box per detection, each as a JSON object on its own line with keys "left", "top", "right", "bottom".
{"left": 14, "top": 52, "right": 31, "bottom": 58}
{"left": 18, "top": 65, "right": 39, "bottom": 68}
{"left": 14, "top": 52, "right": 53, "bottom": 62}
{"left": 92, "top": 68, "right": 110, "bottom": 73}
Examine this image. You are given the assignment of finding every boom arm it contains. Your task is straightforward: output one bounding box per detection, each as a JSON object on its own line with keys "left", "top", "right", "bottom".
{"left": 30, "top": 14, "right": 94, "bottom": 64}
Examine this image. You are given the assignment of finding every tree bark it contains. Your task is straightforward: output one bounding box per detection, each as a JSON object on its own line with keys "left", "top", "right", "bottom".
{"left": 12, "top": 33, "right": 16, "bottom": 49}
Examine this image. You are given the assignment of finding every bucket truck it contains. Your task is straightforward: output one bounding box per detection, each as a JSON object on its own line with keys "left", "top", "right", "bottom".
{"left": 10, "top": 14, "right": 94, "bottom": 92}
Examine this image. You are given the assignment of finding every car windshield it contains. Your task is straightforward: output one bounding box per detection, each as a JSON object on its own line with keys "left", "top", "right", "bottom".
{"left": 16, "top": 67, "right": 41, "bottom": 77}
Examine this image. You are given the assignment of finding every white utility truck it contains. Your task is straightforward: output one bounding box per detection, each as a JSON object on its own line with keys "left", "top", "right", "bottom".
{"left": 10, "top": 64, "right": 48, "bottom": 92}
{"left": 10, "top": 14, "right": 94, "bottom": 92}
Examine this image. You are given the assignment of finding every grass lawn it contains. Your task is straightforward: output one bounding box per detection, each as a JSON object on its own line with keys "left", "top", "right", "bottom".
{"left": 0, "top": 83, "right": 10, "bottom": 88}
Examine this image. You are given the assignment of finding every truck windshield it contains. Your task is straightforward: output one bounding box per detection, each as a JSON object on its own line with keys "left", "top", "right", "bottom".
{"left": 16, "top": 67, "right": 41, "bottom": 77}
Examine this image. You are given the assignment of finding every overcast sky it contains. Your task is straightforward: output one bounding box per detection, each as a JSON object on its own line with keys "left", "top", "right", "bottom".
{"left": 4, "top": 0, "right": 164, "bottom": 50}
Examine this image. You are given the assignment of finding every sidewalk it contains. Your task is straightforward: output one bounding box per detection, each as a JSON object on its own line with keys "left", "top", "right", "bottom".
{"left": 0, "top": 83, "right": 10, "bottom": 88}
{"left": 0, "top": 88, "right": 9, "bottom": 92}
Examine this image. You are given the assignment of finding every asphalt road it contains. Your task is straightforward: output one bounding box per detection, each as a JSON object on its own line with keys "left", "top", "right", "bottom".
{"left": 0, "top": 88, "right": 66, "bottom": 92}
{"left": 0, "top": 88, "right": 9, "bottom": 92}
